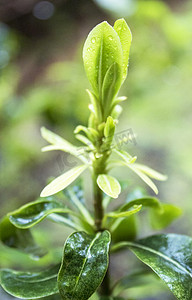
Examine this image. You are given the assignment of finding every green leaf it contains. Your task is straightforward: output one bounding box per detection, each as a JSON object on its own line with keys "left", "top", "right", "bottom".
{"left": 112, "top": 215, "right": 137, "bottom": 243}
{"left": 150, "top": 203, "right": 182, "bottom": 229}
{"left": 8, "top": 199, "right": 78, "bottom": 229}
{"left": 41, "top": 127, "right": 78, "bottom": 156}
{"left": 41, "top": 165, "right": 88, "bottom": 197}
{"left": 112, "top": 234, "right": 192, "bottom": 300}
{"left": 133, "top": 163, "right": 167, "bottom": 181}
{"left": 58, "top": 231, "right": 111, "bottom": 300}
{"left": 83, "top": 21, "right": 123, "bottom": 98}
{"left": 106, "top": 205, "right": 142, "bottom": 232}
{"left": 112, "top": 269, "right": 151, "bottom": 297}
{"left": 126, "top": 164, "right": 159, "bottom": 194}
{"left": 0, "top": 265, "right": 59, "bottom": 299}
{"left": 86, "top": 89, "right": 102, "bottom": 122}
{"left": 97, "top": 174, "right": 121, "bottom": 199}
{"left": 113, "top": 149, "right": 137, "bottom": 164}
{"left": 114, "top": 18, "right": 132, "bottom": 81}
{"left": 65, "top": 185, "right": 94, "bottom": 226}
{"left": 0, "top": 216, "right": 46, "bottom": 260}
{"left": 102, "top": 62, "right": 122, "bottom": 116}
{"left": 119, "top": 197, "right": 161, "bottom": 212}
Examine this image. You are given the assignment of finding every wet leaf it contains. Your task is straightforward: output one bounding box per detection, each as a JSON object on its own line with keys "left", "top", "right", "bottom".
{"left": 58, "top": 231, "right": 111, "bottom": 300}
{"left": 8, "top": 199, "right": 77, "bottom": 229}
{"left": 83, "top": 21, "right": 123, "bottom": 99}
{"left": 112, "top": 234, "right": 192, "bottom": 300}
{"left": 0, "top": 265, "right": 59, "bottom": 299}
{"left": 114, "top": 18, "right": 132, "bottom": 80}
{"left": 0, "top": 216, "right": 46, "bottom": 260}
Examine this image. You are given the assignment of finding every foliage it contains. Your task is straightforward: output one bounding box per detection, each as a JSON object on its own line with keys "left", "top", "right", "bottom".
{"left": 0, "top": 16, "right": 191, "bottom": 300}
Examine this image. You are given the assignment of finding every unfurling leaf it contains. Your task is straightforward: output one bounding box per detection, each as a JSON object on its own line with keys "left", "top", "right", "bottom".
{"left": 0, "top": 216, "right": 46, "bottom": 260}
{"left": 0, "top": 265, "right": 59, "bottom": 299}
{"left": 83, "top": 21, "right": 123, "bottom": 99}
{"left": 41, "top": 165, "right": 88, "bottom": 197}
{"left": 112, "top": 234, "right": 192, "bottom": 300}
{"left": 97, "top": 174, "right": 121, "bottom": 198}
{"left": 114, "top": 18, "right": 132, "bottom": 81}
{"left": 58, "top": 231, "right": 111, "bottom": 300}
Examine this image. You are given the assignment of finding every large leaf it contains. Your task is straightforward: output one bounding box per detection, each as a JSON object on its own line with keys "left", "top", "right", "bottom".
{"left": 0, "top": 216, "right": 46, "bottom": 260}
{"left": 41, "top": 165, "right": 88, "bottom": 197}
{"left": 0, "top": 265, "right": 59, "bottom": 299}
{"left": 112, "top": 234, "right": 192, "bottom": 300}
{"left": 114, "top": 18, "right": 132, "bottom": 81}
{"left": 8, "top": 199, "right": 78, "bottom": 229}
{"left": 97, "top": 174, "right": 121, "bottom": 199}
{"left": 58, "top": 231, "right": 111, "bottom": 300}
{"left": 83, "top": 21, "right": 123, "bottom": 98}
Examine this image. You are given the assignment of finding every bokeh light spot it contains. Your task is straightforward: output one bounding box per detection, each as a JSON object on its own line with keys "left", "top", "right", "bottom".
{"left": 33, "top": 1, "right": 55, "bottom": 20}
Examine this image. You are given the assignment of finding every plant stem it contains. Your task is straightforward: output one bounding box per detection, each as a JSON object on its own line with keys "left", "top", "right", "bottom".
{"left": 92, "top": 149, "right": 111, "bottom": 295}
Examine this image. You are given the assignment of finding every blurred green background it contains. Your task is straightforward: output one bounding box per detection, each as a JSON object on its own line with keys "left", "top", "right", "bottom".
{"left": 0, "top": 0, "right": 192, "bottom": 299}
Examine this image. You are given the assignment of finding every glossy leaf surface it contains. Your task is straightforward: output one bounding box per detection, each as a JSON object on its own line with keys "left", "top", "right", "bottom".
{"left": 0, "top": 216, "right": 46, "bottom": 259}
{"left": 58, "top": 231, "right": 111, "bottom": 300}
{"left": 8, "top": 199, "right": 77, "bottom": 229}
{"left": 41, "top": 165, "right": 87, "bottom": 197}
{"left": 112, "top": 234, "right": 192, "bottom": 300}
{"left": 97, "top": 174, "right": 121, "bottom": 198}
{"left": 114, "top": 18, "right": 132, "bottom": 80}
{"left": 83, "top": 21, "right": 123, "bottom": 98}
{"left": 0, "top": 265, "right": 59, "bottom": 299}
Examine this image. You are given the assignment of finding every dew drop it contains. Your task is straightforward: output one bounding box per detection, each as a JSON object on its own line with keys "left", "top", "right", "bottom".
{"left": 91, "top": 37, "right": 96, "bottom": 44}
{"left": 108, "top": 35, "right": 113, "bottom": 41}
{"left": 117, "top": 25, "right": 122, "bottom": 31}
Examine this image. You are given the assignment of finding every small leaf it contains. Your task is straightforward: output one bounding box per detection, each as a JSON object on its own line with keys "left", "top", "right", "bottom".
{"left": 150, "top": 203, "right": 182, "bottom": 229}
{"left": 86, "top": 89, "right": 102, "bottom": 122}
{"left": 8, "top": 199, "right": 78, "bottom": 229}
{"left": 41, "top": 127, "right": 78, "bottom": 156}
{"left": 104, "top": 116, "right": 116, "bottom": 140}
{"left": 114, "top": 18, "right": 132, "bottom": 80}
{"left": 58, "top": 231, "right": 111, "bottom": 300}
{"left": 127, "top": 164, "right": 158, "bottom": 194}
{"left": 0, "top": 216, "right": 46, "bottom": 260}
{"left": 41, "top": 165, "right": 88, "bottom": 197}
{"left": 133, "top": 163, "right": 167, "bottom": 181}
{"left": 107, "top": 205, "right": 142, "bottom": 232}
{"left": 97, "top": 174, "right": 121, "bottom": 198}
{"left": 113, "top": 149, "right": 137, "bottom": 164}
{"left": 112, "top": 234, "right": 192, "bottom": 300}
{"left": 83, "top": 21, "right": 123, "bottom": 98}
{"left": 106, "top": 205, "right": 142, "bottom": 219}
{"left": 0, "top": 265, "right": 59, "bottom": 299}
{"left": 75, "top": 134, "right": 95, "bottom": 149}
{"left": 119, "top": 197, "right": 161, "bottom": 212}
